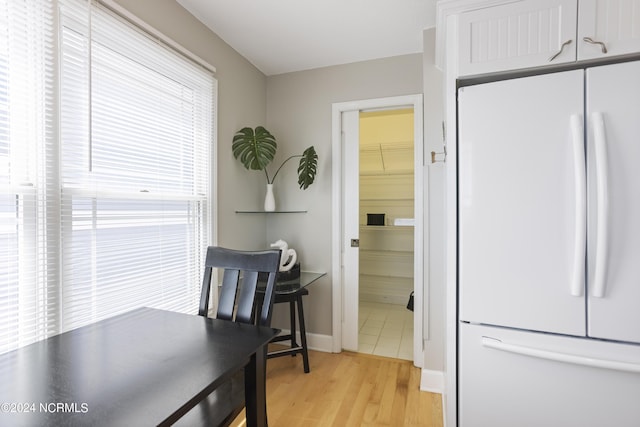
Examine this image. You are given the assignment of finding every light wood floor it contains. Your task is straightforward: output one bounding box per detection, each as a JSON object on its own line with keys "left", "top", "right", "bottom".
{"left": 233, "top": 346, "right": 444, "bottom": 427}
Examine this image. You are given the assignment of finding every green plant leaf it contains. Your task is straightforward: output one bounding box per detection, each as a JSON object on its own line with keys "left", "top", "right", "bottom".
{"left": 297, "top": 146, "right": 318, "bottom": 189}
{"left": 232, "top": 126, "right": 277, "bottom": 171}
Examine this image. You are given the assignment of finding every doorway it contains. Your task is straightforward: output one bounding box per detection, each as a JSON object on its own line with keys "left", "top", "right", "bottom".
{"left": 331, "top": 95, "right": 424, "bottom": 367}
{"left": 359, "top": 108, "right": 415, "bottom": 359}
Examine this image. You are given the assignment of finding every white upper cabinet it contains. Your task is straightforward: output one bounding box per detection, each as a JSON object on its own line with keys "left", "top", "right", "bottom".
{"left": 456, "top": 0, "right": 640, "bottom": 76}
{"left": 578, "top": 0, "right": 640, "bottom": 60}
{"left": 458, "top": 0, "right": 578, "bottom": 76}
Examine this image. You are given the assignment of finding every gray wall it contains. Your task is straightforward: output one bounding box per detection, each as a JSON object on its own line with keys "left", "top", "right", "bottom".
{"left": 110, "top": 1, "right": 446, "bottom": 372}
{"left": 113, "top": 0, "right": 270, "bottom": 250}
{"left": 265, "top": 55, "right": 423, "bottom": 336}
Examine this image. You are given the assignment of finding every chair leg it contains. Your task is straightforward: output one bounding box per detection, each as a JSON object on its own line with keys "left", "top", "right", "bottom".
{"left": 289, "top": 299, "right": 298, "bottom": 354}
{"left": 296, "top": 295, "right": 310, "bottom": 373}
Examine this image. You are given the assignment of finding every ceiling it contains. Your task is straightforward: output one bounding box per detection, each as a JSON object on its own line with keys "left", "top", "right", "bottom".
{"left": 176, "top": 0, "right": 438, "bottom": 76}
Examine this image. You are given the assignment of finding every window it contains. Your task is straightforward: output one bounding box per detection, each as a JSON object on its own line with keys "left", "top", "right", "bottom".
{"left": 0, "top": 0, "right": 215, "bottom": 353}
{"left": 0, "top": 0, "right": 57, "bottom": 354}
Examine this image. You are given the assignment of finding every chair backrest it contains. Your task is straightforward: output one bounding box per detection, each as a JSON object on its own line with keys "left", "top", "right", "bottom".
{"left": 198, "top": 246, "right": 281, "bottom": 327}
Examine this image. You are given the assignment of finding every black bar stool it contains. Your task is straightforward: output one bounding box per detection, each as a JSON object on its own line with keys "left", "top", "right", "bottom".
{"left": 260, "top": 287, "right": 310, "bottom": 373}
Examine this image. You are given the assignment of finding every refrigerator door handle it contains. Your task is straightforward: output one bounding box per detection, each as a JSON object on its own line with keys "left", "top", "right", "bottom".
{"left": 481, "top": 336, "right": 640, "bottom": 373}
{"left": 592, "top": 112, "right": 609, "bottom": 298}
{"left": 570, "top": 114, "right": 586, "bottom": 297}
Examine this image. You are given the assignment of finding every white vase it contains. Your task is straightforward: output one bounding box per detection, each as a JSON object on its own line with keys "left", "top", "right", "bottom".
{"left": 264, "top": 183, "right": 275, "bottom": 212}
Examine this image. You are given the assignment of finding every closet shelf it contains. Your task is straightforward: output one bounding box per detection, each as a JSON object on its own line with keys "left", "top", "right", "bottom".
{"left": 235, "top": 210, "right": 307, "bottom": 214}
{"left": 359, "top": 248, "right": 414, "bottom": 255}
{"left": 359, "top": 198, "right": 414, "bottom": 202}
{"left": 360, "top": 225, "right": 414, "bottom": 229}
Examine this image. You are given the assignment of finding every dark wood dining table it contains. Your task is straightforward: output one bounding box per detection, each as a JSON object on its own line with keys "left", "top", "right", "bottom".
{"left": 0, "top": 307, "right": 278, "bottom": 426}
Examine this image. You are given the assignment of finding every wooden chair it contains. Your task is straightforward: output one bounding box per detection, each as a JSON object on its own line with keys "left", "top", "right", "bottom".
{"left": 175, "top": 246, "right": 281, "bottom": 427}
{"left": 198, "top": 246, "right": 281, "bottom": 326}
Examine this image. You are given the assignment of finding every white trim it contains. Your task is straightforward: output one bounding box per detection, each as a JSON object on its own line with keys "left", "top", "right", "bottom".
{"left": 274, "top": 330, "right": 334, "bottom": 354}
{"left": 413, "top": 98, "right": 425, "bottom": 362}
{"left": 210, "top": 77, "right": 219, "bottom": 291}
{"left": 98, "top": 0, "right": 217, "bottom": 74}
{"left": 211, "top": 77, "right": 218, "bottom": 244}
{"left": 443, "top": 12, "right": 461, "bottom": 427}
{"left": 420, "top": 369, "right": 445, "bottom": 394}
{"left": 61, "top": 187, "right": 208, "bottom": 201}
{"left": 331, "top": 95, "right": 425, "bottom": 367}
{"left": 442, "top": 393, "right": 449, "bottom": 427}
{"left": 331, "top": 104, "right": 343, "bottom": 353}
{"left": 340, "top": 110, "right": 360, "bottom": 352}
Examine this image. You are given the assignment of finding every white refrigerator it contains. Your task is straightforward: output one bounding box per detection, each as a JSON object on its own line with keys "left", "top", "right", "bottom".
{"left": 457, "top": 60, "right": 640, "bottom": 427}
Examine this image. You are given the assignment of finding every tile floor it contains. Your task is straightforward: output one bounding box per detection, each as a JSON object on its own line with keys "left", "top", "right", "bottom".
{"left": 358, "top": 301, "right": 414, "bottom": 360}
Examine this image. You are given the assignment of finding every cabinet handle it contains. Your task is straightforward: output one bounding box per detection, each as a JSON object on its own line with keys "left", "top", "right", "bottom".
{"left": 548, "top": 39, "right": 573, "bottom": 62}
{"left": 583, "top": 37, "right": 608, "bottom": 54}
{"left": 569, "top": 114, "right": 586, "bottom": 297}
{"left": 592, "top": 112, "right": 609, "bottom": 298}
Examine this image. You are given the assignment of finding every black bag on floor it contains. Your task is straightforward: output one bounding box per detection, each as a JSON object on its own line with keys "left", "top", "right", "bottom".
{"left": 406, "top": 291, "right": 414, "bottom": 311}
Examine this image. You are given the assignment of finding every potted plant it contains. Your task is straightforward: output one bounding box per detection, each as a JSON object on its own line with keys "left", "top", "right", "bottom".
{"left": 232, "top": 126, "right": 318, "bottom": 211}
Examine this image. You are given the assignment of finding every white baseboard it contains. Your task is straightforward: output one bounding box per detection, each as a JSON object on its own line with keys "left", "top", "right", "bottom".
{"left": 420, "top": 369, "right": 444, "bottom": 394}
{"left": 275, "top": 330, "right": 334, "bottom": 353}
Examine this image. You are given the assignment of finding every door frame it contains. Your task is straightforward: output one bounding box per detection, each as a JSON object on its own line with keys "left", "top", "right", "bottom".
{"left": 331, "top": 94, "right": 425, "bottom": 366}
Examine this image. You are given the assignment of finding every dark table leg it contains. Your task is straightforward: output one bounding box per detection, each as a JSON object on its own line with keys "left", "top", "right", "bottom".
{"left": 296, "top": 294, "right": 310, "bottom": 373}
{"left": 244, "top": 346, "right": 268, "bottom": 427}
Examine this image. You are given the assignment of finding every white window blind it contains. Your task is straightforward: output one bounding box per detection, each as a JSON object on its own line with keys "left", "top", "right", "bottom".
{"left": 0, "top": 0, "right": 214, "bottom": 353}
{"left": 59, "top": 0, "right": 213, "bottom": 331}
{"left": 0, "top": 0, "right": 58, "bottom": 355}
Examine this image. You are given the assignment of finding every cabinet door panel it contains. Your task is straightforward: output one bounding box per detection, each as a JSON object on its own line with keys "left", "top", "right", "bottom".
{"left": 458, "top": 70, "right": 585, "bottom": 335}
{"left": 458, "top": 0, "right": 577, "bottom": 76}
{"left": 578, "top": 0, "right": 640, "bottom": 60}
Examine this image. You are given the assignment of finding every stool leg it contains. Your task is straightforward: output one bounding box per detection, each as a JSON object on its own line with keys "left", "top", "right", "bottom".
{"left": 296, "top": 295, "right": 310, "bottom": 373}
{"left": 289, "top": 299, "right": 298, "bottom": 353}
